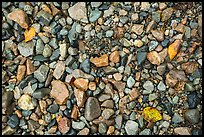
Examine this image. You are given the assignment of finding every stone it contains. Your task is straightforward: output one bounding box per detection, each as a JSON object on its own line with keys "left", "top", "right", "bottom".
{"left": 59, "top": 43, "right": 67, "bottom": 59}
{"left": 37, "top": 10, "right": 53, "bottom": 26}
{"left": 32, "top": 88, "right": 51, "bottom": 99}
{"left": 71, "top": 105, "right": 79, "bottom": 120}
{"left": 43, "top": 44, "right": 52, "bottom": 57}
{"left": 77, "top": 128, "right": 89, "bottom": 135}
{"left": 187, "top": 92, "right": 199, "bottom": 109}
{"left": 36, "top": 39, "right": 44, "bottom": 55}
{"left": 151, "top": 29, "right": 164, "bottom": 41}
{"left": 181, "top": 61, "right": 198, "bottom": 74}
{"left": 157, "top": 64, "right": 166, "bottom": 75}
{"left": 74, "top": 78, "right": 89, "bottom": 91}
{"left": 109, "top": 50, "right": 120, "bottom": 64}
{"left": 18, "top": 41, "right": 34, "bottom": 57}
{"left": 172, "top": 113, "right": 184, "bottom": 124}
{"left": 18, "top": 94, "right": 34, "bottom": 110}
{"left": 102, "top": 109, "right": 114, "bottom": 120}
{"left": 103, "top": 5, "right": 115, "bottom": 18}
{"left": 2, "top": 126, "right": 16, "bottom": 135}
{"left": 47, "top": 104, "right": 59, "bottom": 114}
{"left": 26, "top": 58, "right": 35, "bottom": 75}
{"left": 98, "top": 122, "right": 107, "bottom": 135}
{"left": 146, "top": 20, "right": 155, "bottom": 33}
{"left": 113, "top": 73, "right": 123, "bottom": 81}
{"left": 34, "top": 65, "right": 49, "bottom": 83}
{"left": 174, "top": 127, "right": 191, "bottom": 135}
{"left": 143, "top": 81, "right": 154, "bottom": 93}
{"left": 184, "top": 109, "right": 200, "bottom": 124}
{"left": 115, "top": 115, "right": 123, "bottom": 129}
{"left": 125, "top": 120, "right": 138, "bottom": 135}
{"left": 89, "top": 9, "right": 102, "bottom": 23}
{"left": 84, "top": 97, "right": 101, "bottom": 121}
{"left": 68, "top": 2, "right": 88, "bottom": 23}
{"left": 107, "top": 126, "right": 115, "bottom": 135}
{"left": 131, "top": 13, "right": 139, "bottom": 21}
{"left": 137, "top": 51, "right": 147, "bottom": 66}
{"left": 80, "top": 59, "right": 91, "bottom": 73}
{"left": 149, "top": 41, "right": 158, "bottom": 51}
{"left": 98, "top": 94, "right": 111, "bottom": 102}
{"left": 90, "top": 54, "right": 109, "bottom": 67}
{"left": 139, "top": 128, "right": 151, "bottom": 135}
{"left": 27, "top": 120, "right": 40, "bottom": 132}
{"left": 50, "top": 80, "right": 69, "bottom": 105}
{"left": 148, "top": 93, "right": 158, "bottom": 101}
{"left": 74, "top": 88, "right": 86, "bottom": 108}
{"left": 68, "top": 47, "right": 78, "bottom": 56}
{"left": 132, "top": 24, "right": 144, "bottom": 35}
{"left": 152, "top": 11, "right": 160, "bottom": 23}
{"left": 7, "top": 9, "right": 29, "bottom": 29}
{"left": 91, "top": 2, "right": 102, "bottom": 8}
{"left": 7, "top": 114, "right": 19, "bottom": 128}
{"left": 101, "top": 100, "right": 114, "bottom": 109}
{"left": 2, "top": 89, "right": 14, "bottom": 112}
{"left": 106, "top": 30, "right": 114, "bottom": 38}
{"left": 58, "top": 117, "right": 71, "bottom": 134}
{"left": 71, "top": 69, "right": 94, "bottom": 81}
{"left": 134, "top": 39, "right": 143, "bottom": 47}
{"left": 127, "top": 76, "right": 135, "bottom": 88}
{"left": 129, "top": 88, "right": 140, "bottom": 100}
{"left": 147, "top": 48, "right": 167, "bottom": 65}
{"left": 157, "top": 81, "right": 166, "bottom": 91}
{"left": 140, "top": 2, "right": 150, "bottom": 11}
{"left": 72, "top": 121, "right": 85, "bottom": 130}
{"left": 53, "top": 61, "right": 65, "bottom": 79}
{"left": 161, "top": 8, "right": 173, "bottom": 21}
{"left": 16, "top": 65, "right": 26, "bottom": 84}
{"left": 103, "top": 66, "right": 118, "bottom": 75}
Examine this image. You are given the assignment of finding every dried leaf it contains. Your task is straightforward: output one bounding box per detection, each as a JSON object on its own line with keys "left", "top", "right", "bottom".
{"left": 142, "top": 107, "right": 162, "bottom": 123}
{"left": 168, "top": 40, "right": 181, "bottom": 60}
{"left": 24, "top": 27, "right": 36, "bottom": 42}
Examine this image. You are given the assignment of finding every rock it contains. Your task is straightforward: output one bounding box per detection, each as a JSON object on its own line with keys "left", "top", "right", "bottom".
{"left": 143, "top": 81, "right": 154, "bottom": 93}
{"left": 132, "top": 24, "right": 144, "bottom": 35}
{"left": 42, "top": 44, "right": 52, "bottom": 57}
{"left": 89, "top": 9, "right": 102, "bottom": 23}
{"left": 113, "top": 73, "right": 123, "bottom": 81}
{"left": 58, "top": 117, "right": 71, "bottom": 134}
{"left": 134, "top": 39, "right": 143, "bottom": 47}
{"left": 84, "top": 97, "right": 101, "bottom": 121}
{"left": 127, "top": 76, "right": 135, "bottom": 88}
{"left": 98, "top": 94, "right": 111, "bottom": 102}
{"left": 187, "top": 92, "right": 199, "bottom": 109}
{"left": 98, "top": 122, "right": 107, "bottom": 135}
{"left": 7, "top": 9, "right": 29, "bottom": 29}
{"left": 27, "top": 120, "right": 40, "bottom": 132}
{"left": 157, "top": 64, "right": 166, "bottom": 75}
{"left": 151, "top": 29, "right": 164, "bottom": 41}
{"left": 36, "top": 39, "right": 44, "bottom": 55}
{"left": 103, "top": 5, "right": 115, "bottom": 18}
{"left": 80, "top": 59, "right": 90, "bottom": 73}
{"left": 16, "top": 65, "right": 26, "bottom": 84}
{"left": 181, "top": 61, "right": 198, "bottom": 74}
{"left": 139, "top": 128, "right": 151, "bottom": 135}
{"left": 47, "top": 104, "right": 59, "bottom": 114}
{"left": 50, "top": 80, "right": 69, "bottom": 105}
{"left": 146, "top": 20, "right": 155, "bottom": 33}
{"left": 7, "top": 114, "right": 19, "bottom": 128}
{"left": 74, "top": 78, "right": 89, "bottom": 91}
{"left": 101, "top": 100, "right": 114, "bottom": 109}
{"left": 125, "top": 120, "right": 138, "bottom": 135}
{"left": 140, "top": 2, "right": 150, "bottom": 11}
{"left": 109, "top": 50, "right": 120, "bottom": 63}
{"left": 34, "top": 65, "right": 49, "bottom": 83}
{"left": 148, "top": 93, "right": 158, "bottom": 101}
{"left": 2, "top": 89, "right": 14, "bottom": 111}
{"left": 74, "top": 88, "right": 86, "bottom": 108}
{"left": 174, "top": 127, "right": 191, "bottom": 135}
{"left": 68, "top": 47, "right": 78, "bottom": 55}
{"left": 26, "top": 58, "right": 35, "bottom": 75}
{"left": 102, "top": 109, "right": 114, "bottom": 120}
{"left": 59, "top": 43, "right": 67, "bottom": 60}
{"left": 72, "top": 69, "right": 94, "bottom": 81}
{"left": 131, "top": 13, "right": 139, "bottom": 21}
{"left": 88, "top": 82, "right": 96, "bottom": 91}
{"left": 71, "top": 105, "right": 79, "bottom": 120}
{"left": 18, "top": 41, "right": 34, "bottom": 57}
{"left": 120, "top": 38, "right": 132, "bottom": 47}
{"left": 2, "top": 126, "right": 16, "bottom": 135}
{"left": 68, "top": 2, "right": 88, "bottom": 23}
{"left": 18, "top": 94, "right": 34, "bottom": 110}
{"left": 107, "top": 126, "right": 115, "bottom": 135}
{"left": 185, "top": 83, "right": 195, "bottom": 92}
{"left": 184, "top": 109, "right": 200, "bottom": 124}
{"left": 149, "top": 41, "right": 158, "bottom": 51}
{"left": 161, "top": 8, "right": 173, "bottom": 21}
{"left": 77, "top": 128, "right": 89, "bottom": 135}
{"left": 91, "top": 2, "right": 102, "bottom": 8}
{"left": 147, "top": 48, "right": 167, "bottom": 65}
{"left": 53, "top": 61, "right": 65, "bottom": 79}
{"left": 106, "top": 30, "right": 114, "bottom": 38}
{"left": 172, "top": 113, "right": 184, "bottom": 124}
{"left": 137, "top": 51, "right": 147, "bottom": 66}
{"left": 129, "top": 88, "right": 140, "bottom": 100}
{"left": 115, "top": 115, "right": 123, "bottom": 129}
{"left": 37, "top": 10, "right": 53, "bottom": 26}
{"left": 90, "top": 54, "right": 109, "bottom": 67}
{"left": 157, "top": 81, "right": 166, "bottom": 91}
{"left": 72, "top": 121, "right": 85, "bottom": 130}
{"left": 32, "top": 88, "right": 51, "bottom": 99}
{"left": 192, "top": 128, "right": 202, "bottom": 135}
{"left": 103, "top": 66, "right": 118, "bottom": 75}
{"left": 152, "top": 11, "right": 160, "bottom": 23}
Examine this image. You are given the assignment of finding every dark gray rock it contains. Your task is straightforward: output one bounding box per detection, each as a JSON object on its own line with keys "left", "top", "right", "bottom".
{"left": 187, "top": 92, "right": 199, "bottom": 109}
{"left": 47, "top": 104, "right": 59, "bottom": 114}
{"left": 34, "top": 65, "right": 49, "bottom": 83}
{"left": 32, "top": 88, "right": 51, "bottom": 99}
{"left": 7, "top": 114, "right": 19, "bottom": 128}
{"left": 184, "top": 109, "right": 200, "bottom": 124}
{"left": 37, "top": 10, "right": 53, "bottom": 26}
{"left": 80, "top": 59, "right": 91, "bottom": 73}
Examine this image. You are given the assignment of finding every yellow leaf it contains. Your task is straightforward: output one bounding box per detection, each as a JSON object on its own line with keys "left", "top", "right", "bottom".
{"left": 142, "top": 107, "right": 162, "bottom": 123}
{"left": 24, "top": 27, "right": 36, "bottom": 42}
{"left": 168, "top": 40, "right": 181, "bottom": 60}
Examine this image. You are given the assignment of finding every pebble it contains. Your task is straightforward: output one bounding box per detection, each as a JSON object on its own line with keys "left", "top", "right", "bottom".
{"left": 77, "top": 128, "right": 90, "bottom": 135}
{"left": 16, "top": 65, "right": 26, "bottom": 84}
{"left": 98, "top": 122, "right": 107, "bottom": 135}
{"left": 101, "top": 100, "right": 114, "bottom": 109}
{"left": 68, "top": 47, "right": 78, "bottom": 56}
{"left": 18, "top": 41, "right": 34, "bottom": 57}
{"left": 132, "top": 24, "right": 144, "bottom": 35}
{"left": 74, "top": 88, "right": 86, "bottom": 108}
{"left": 137, "top": 51, "right": 147, "bottom": 66}
{"left": 32, "top": 88, "right": 51, "bottom": 99}
{"left": 131, "top": 13, "right": 139, "bottom": 21}
{"left": 18, "top": 94, "right": 34, "bottom": 110}
{"left": 140, "top": 2, "right": 150, "bottom": 11}
{"left": 157, "top": 64, "right": 166, "bottom": 75}
{"left": 74, "top": 78, "right": 89, "bottom": 91}
{"left": 90, "top": 54, "right": 109, "bottom": 67}
{"left": 174, "top": 127, "right": 191, "bottom": 135}
{"left": 7, "top": 114, "right": 19, "bottom": 128}
{"left": 47, "top": 104, "right": 59, "bottom": 114}
{"left": 57, "top": 117, "right": 71, "bottom": 134}
{"left": 127, "top": 76, "right": 135, "bottom": 88}
{"left": 2, "top": 126, "right": 16, "bottom": 135}
{"left": 125, "top": 120, "right": 138, "bottom": 135}
{"left": 161, "top": 8, "right": 173, "bottom": 21}
{"left": 50, "top": 80, "right": 69, "bottom": 105}
{"left": 88, "top": 82, "right": 96, "bottom": 91}
{"left": 102, "top": 109, "right": 114, "bottom": 120}
{"left": 148, "top": 93, "right": 158, "bottom": 101}
{"left": 27, "top": 120, "right": 40, "bottom": 132}
{"left": 68, "top": 2, "right": 88, "bottom": 23}
{"left": 149, "top": 41, "right": 158, "bottom": 51}
{"left": 113, "top": 73, "right": 123, "bottom": 81}
{"left": 80, "top": 59, "right": 91, "bottom": 73}
{"left": 134, "top": 39, "right": 143, "bottom": 47}
{"left": 34, "top": 64, "right": 49, "bottom": 83}
{"left": 139, "top": 128, "right": 151, "bottom": 135}
{"left": 106, "top": 30, "right": 114, "bottom": 38}
{"left": 84, "top": 97, "right": 101, "bottom": 121}
{"left": 91, "top": 2, "right": 102, "bottom": 8}
{"left": 53, "top": 61, "right": 65, "bottom": 79}
{"left": 43, "top": 44, "right": 52, "bottom": 57}
{"left": 37, "top": 10, "right": 53, "bottom": 26}
{"left": 152, "top": 12, "right": 160, "bottom": 23}
{"left": 157, "top": 81, "right": 166, "bottom": 91}
{"left": 172, "top": 113, "right": 184, "bottom": 124}
{"left": 72, "top": 121, "right": 85, "bottom": 130}
{"left": 151, "top": 29, "right": 164, "bottom": 41}
{"left": 184, "top": 109, "right": 200, "bottom": 124}
{"left": 187, "top": 91, "right": 199, "bottom": 109}
{"left": 143, "top": 81, "right": 154, "bottom": 93}
{"left": 89, "top": 9, "right": 102, "bottom": 23}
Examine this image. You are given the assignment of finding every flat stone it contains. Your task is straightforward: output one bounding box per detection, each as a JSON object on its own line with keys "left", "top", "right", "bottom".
{"left": 72, "top": 121, "right": 85, "bottom": 130}
{"left": 72, "top": 69, "right": 94, "bottom": 81}
{"left": 50, "top": 80, "right": 69, "bottom": 105}
{"left": 74, "top": 88, "right": 86, "bottom": 108}
{"left": 113, "top": 73, "right": 123, "bottom": 81}
{"left": 187, "top": 91, "right": 199, "bottom": 109}
{"left": 68, "top": 47, "right": 78, "bottom": 56}
{"left": 129, "top": 88, "right": 140, "bottom": 100}
{"left": 18, "top": 41, "right": 34, "bottom": 57}
{"left": 148, "top": 93, "right": 158, "bottom": 101}
{"left": 101, "top": 100, "right": 114, "bottom": 109}
{"left": 143, "top": 81, "right": 154, "bottom": 93}
{"left": 18, "top": 94, "right": 34, "bottom": 110}
{"left": 32, "top": 88, "right": 51, "bottom": 99}
{"left": 34, "top": 65, "right": 49, "bottom": 83}
{"left": 16, "top": 65, "right": 26, "bottom": 84}
{"left": 115, "top": 115, "right": 123, "bottom": 129}
{"left": 161, "top": 8, "right": 173, "bottom": 22}
{"left": 132, "top": 24, "right": 144, "bottom": 35}
{"left": 174, "top": 127, "right": 191, "bottom": 135}
{"left": 140, "top": 2, "right": 150, "bottom": 11}
{"left": 147, "top": 48, "right": 167, "bottom": 65}
{"left": 184, "top": 109, "right": 200, "bottom": 124}
{"left": 98, "top": 94, "right": 111, "bottom": 102}
{"left": 102, "top": 109, "right": 114, "bottom": 120}
{"left": 134, "top": 39, "right": 143, "bottom": 47}
{"left": 37, "top": 10, "right": 53, "bottom": 26}
{"left": 127, "top": 76, "right": 135, "bottom": 88}
{"left": 139, "top": 128, "right": 151, "bottom": 135}
{"left": 98, "top": 122, "right": 107, "bottom": 135}
{"left": 91, "top": 2, "right": 102, "bottom": 8}
{"left": 58, "top": 117, "right": 71, "bottom": 134}
{"left": 172, "top": 113, "right": 184, "bottom": 124}
{"left": 89, "top": 9, "right": 102, "bottom": 23}
{"left": 77, "top": 128, "right": 89, "bottom": 135}
{"left": 74, "top": 78, "right": 89, "bottom": 91}
{"left": 103, "top": 66, "right": 118, "bottom": 75}
{"left": 2, "top": 126, "right": 16, "bottom": 135}
{"left": 7, "top": 9, "right": 29, "bottom": 29}
{"left": 137, "top": 51, "right": 147, "bottom": 66}
{"left": 53, "top": 61, "right": 65, "bottom": 79}
{"left": 90, "top": 54, "right": 109, "bottom": 67}
{"left": 7, "top": 114, "right": 19, "bottom": 128}
{"left": 68, "top": 2, "right": 88, "bottom": 23}
{"left": 47, "top": 104, "right": 59, "bottom": 114}
{"left": 27, "top": 120, "right": 40, "bottom": 132}
{"left": 84, "top": 97, "right": 101, "bottom": 121}
{"left": 88, "top": 82, "right": 96, "bottom": 91}
{"left": 71, "top": 105, "right": 79, "bottom": 120}
{"left": 26, "top": 58, "right": 35, "bottom": 75}
{"left": 151, "top": 29, "right": 164, "bottom": 41}
{"left": 157, "top": 81, "right": 166, "bottom": 91}
{"left": 80, "top": 59, "right": 91, "bottom": 73}
{"left": 157, "top": 64, "right": 166, "bottom": 75}
{"left": 125, "top": 120, "right": 138, "bottom": 135}
{"left": 42, "top": 44, "right": 52, "bottom": 57}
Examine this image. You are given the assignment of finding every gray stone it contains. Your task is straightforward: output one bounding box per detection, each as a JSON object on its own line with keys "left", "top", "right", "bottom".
{"left": 34, "top": 65, "right": 49, "bottom": 83}
{"left": 80, "top": 59, "right": 91, "bottom": 73}
{"left": 143, "top": 81, "right": 154, "bottom": 92}
{"left": 98, "top": 94, "right": 111, "bottom": 102}
{"left": 59, "top": 43, "right": 67, "bottom": 60}
{"left": 76, "top": 24, "right": 82, "bottom": 33}
{"left": 125, "top": 120, "right": 138, "bottom": 135}
{"left": 157, "top": 81, "right": 166, "bottom": 91}
{"left": 60, "top": 28, "right": 68, "bottom": 35}
{"left": 152, "top": 12, "right": 160, "bottom": 23}
{"left": 44, "top": 113, "right": 52, "bottom": 124}
{"left": 103, "top": 66, "right": 118, "bottom": 75}
{"left": 53, "top": 61, "right": 65, "bottom": 79}
{"left": 32, "top": 88, "right": 51, "bottom": 99}
{"left": 98, "top": 122, "right": 107, "bottom": 135}
{"left": 89, "top": 10, "right": 102, "bottom": 23}
{"left": 91, "top": 2, "right": 102, "bottom": 8}
{"left": 190, "top": 21, "right": 198, "bottom": 29}
{"left": 72, "top": 121, "right": 85, "bottom": 130}
{"left": 149, "top": 41, "right": 158, "bottom": 51}
{"left": 157, "top": 64, "right": 166, "bottom": 75}
{"left": 36, "top": 39, "right": 44, "bottom": 55}
{"left": 2, "top": 126, "right": 16, "bottom": 135}
{"left": 185, "top": 83, "right": 195, "bottom": 92}
{"left": 106, "top": 30, "right": 114, "bottom": 38}
{"left": 84, "top": 97, "right": 101, "bottom": 121}
{"left": 120, "top": 16, "right": 129, "bottom": 24}
{"left": 172, "top": 113, "right": 184, "bottom": 124}
{"left": 68, "top": 22, "right": 79, "bottom": 44}
{"left": 18, "top": 41, "right": 34, "bottom": 57}
{"left": 184, "top": 109, "right": 200, "bottom": 124}
{"left": 68, "top": 47, "right": 78, "bottom": 56}
{"left": 137, "top": 52, "right": 147, "bottom": 66}
{"left": 115, "top": 115, "right": 123, "bottom": 129}
{"left": 49, "top": 38, "right": 58, "bottom": 49}
{"left": 102, "top": 109, "right": 114, "bottom": 120}
{"left": 27, "top": 120, "right": 40, "bottom": 132}
{"left": 43, "top": 44, "right": 52, "bottom": 57}
{"left": 139, "top": 128, "right": 151, "bottom": 135}
{"left": 37, "top": 10, "right": 53, "bottom": 26}
{"left": 148, "top": 93, "right": 158, "bottom": 101}
{"left": 7, "top": 114, "right": 19, "bottom": 128}
{"left": 127, "top": 76, "right": 135, "bottom": 88}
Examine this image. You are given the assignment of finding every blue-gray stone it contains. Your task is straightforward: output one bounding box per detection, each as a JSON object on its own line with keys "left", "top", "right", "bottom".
{"left": 7, "top": 114, "right": 19, "bottom": 128}
{"left": 32, "top": 88, "right": 51, "bottom": 99}
{"left": 149, "top": 41, "right": 158, "bottom": 51}
{"left": 80, "top": 59, "right": 91, "bottom": 73}
{"left": 89, "top": 10, "right": 102, "bottom": 22}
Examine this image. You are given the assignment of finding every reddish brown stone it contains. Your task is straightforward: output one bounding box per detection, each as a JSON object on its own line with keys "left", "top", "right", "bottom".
{"left": 181, "top": 61, "right": 198, "bottom": 74}
{"left": 109, "top": 50, "right": 120, "bottom": 63}
{"left": 71, "top": 105, "right": 79, "bottom": 120}
{"left": 58, "top": 117, "right": 71, "bottom": 134}
{"left": 17, "top": 65, "right": 26, "bottom": 84}
{"left": 74, "top": 88, "right": 86, "bottom": 108}
{"left": 74, "top": 78, "right": 89, "bottom": 91}
{"left": 26, "top": 58, "right": 35, "bottom": 75}
{"left": 90, "top": 54, "right": 109, "bottom": 67}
